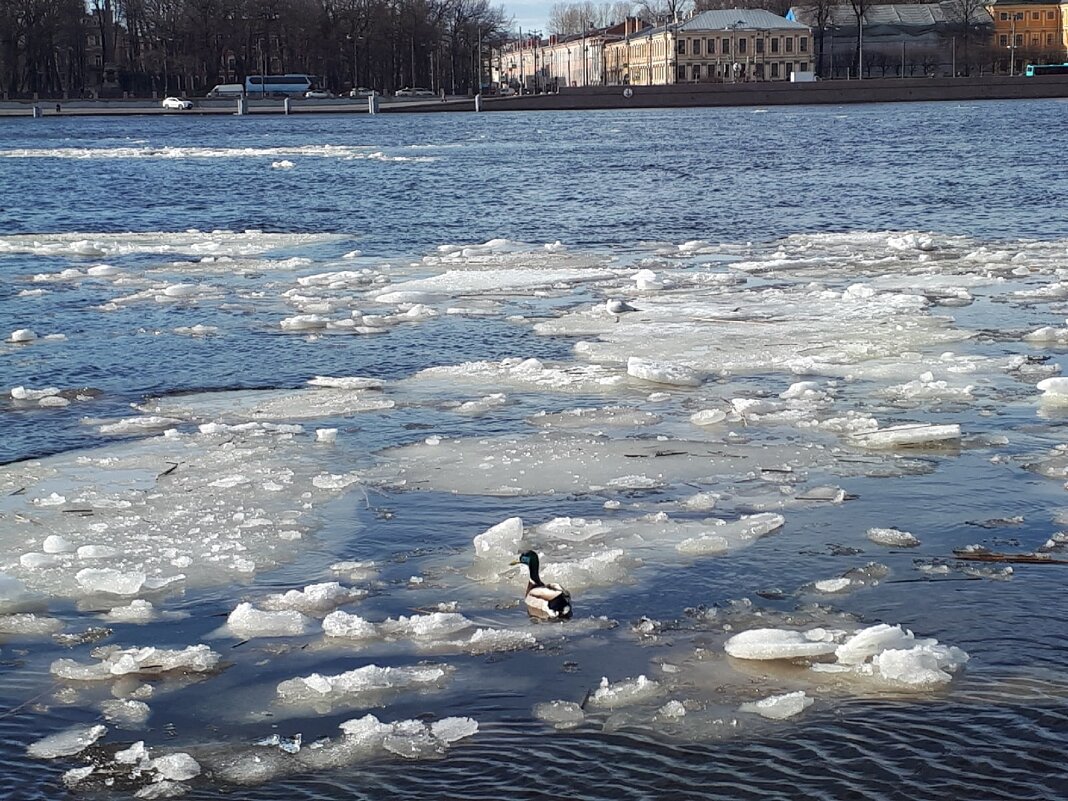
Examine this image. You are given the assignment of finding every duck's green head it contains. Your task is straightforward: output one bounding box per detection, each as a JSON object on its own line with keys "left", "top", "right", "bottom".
{"left": 511, "top": 550, "right": 540, "bottom": 571}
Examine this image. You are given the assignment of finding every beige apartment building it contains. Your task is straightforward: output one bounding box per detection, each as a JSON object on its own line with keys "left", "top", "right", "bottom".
{"left": 605, "top": 9, "right": 813, "bottom": 85}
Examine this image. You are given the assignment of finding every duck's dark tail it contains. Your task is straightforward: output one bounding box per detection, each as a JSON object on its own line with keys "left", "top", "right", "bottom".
{"left": 549, "top": 592, "right": 572, "bottom": 620}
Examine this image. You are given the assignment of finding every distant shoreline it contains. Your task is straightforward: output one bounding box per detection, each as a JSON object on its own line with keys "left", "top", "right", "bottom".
{"left": 2, "top": 75, "right": 1067, "bottom": 117}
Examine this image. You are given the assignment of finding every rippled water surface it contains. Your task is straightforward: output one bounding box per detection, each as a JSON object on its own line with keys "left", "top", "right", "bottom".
{"left": 2, "top": 102, "right": 1068, "bottom": 800}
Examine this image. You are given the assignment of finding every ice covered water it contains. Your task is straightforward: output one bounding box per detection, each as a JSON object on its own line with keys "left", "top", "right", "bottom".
{"left": 5, "top": 108, "right": 1068, "bottom": 800}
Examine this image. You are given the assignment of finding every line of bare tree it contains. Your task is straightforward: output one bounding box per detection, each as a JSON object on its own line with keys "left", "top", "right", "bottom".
{"left": 1, "top": 0, "right": 510, "bottom": 99}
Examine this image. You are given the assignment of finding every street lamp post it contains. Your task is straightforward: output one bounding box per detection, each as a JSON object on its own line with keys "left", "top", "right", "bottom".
{"left": 1009, "top": 12, "right": 1023, "bottom": 75}
{"left": 346, "top": 33, "right": 361, "bottom": 90}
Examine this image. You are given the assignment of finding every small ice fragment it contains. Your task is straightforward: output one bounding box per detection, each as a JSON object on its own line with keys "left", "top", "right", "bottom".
{"left": 430, "top": 717, "right": 478, "bottom": 743}
{"left": 149, "top": 752, "right": 201, "bottom": 781}
{"left": 75, "top": 568, "right": 146, "bottom": 596}
{"left": 587, "top": 675, "right": 660, "bottom": 708}
{"left": 226, "top": 602, "right": 314, "bottom": 638}
{"left": 533, "top": 700, "right": 585, "bottom": 729}
{"left": 724, "top": 628, "right": 837, "bottom": 661}
{"left": 10, "top": 328, "right": 38, "bottom": 343}
{"left": 27, "top": 724, "right": 107, "bottom": 758}
{"left": 867, "top": 527, "right": 921, "bottom": 547}
{"left": 43, "top": 535, "right": 75, "bottom": 554}
{"left": 812, "top": 577, "right": 853, "bottom": 593}
{"left": 627, "top": 357, "right": 702, "bottom": 387}
{"left": 657, "top": 700, "right": 687, "bottom": 719}
{"left": 316, "top": 428, "right": 338, "bottom": 443}
{"left": 690, "top": 409, "right": 727, "bottom": 426}
{"left": 740, "top": 691, "right": 813, "bottom": 720}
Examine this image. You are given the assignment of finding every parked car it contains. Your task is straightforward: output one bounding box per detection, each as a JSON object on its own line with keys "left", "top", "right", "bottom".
{"left": 161, "top": 96, "right": 193, "bottom": 110}
{"left": 304, "top": 89, "right": 333, "bottom": 99}
{"left": 395, "top": 87, "right": 434, "bottom": 97}
{"left": 349, "top": 87, "right": 377, "bottom": 98}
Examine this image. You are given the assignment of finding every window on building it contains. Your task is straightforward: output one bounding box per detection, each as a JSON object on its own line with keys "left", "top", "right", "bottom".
{"left": 999, "top": 34, "right": 1008, "bottom": 46}
{"left": 785, "top": 36, "right": 793, "bottom": 53}
{"left": 1048, "top": 10, "right": 1055, "bottom": 18}
{"left": 677, "top": 38, "right": 686, "bottom": 54}
{"left": 1031, "top": 11, "right": 1039, "bottom": 19}
{"left": 678, "top": 64, "right": 687, "bottom": 80}
{"left": 738, "top": 38, "right": 747, "bottom": 54}
{"left": 756, "top": 63, "right": 765, "bottom": 78}
{"left": 692, "top": 64, "right": 701, "bottom": 79}
{"left": 94, "top": 55, "right": 102, "bottom": 66}
{"left": 800, "top": 36, "right": 808, "bottom": 52}
{"left": 1015, "top": 34, "right": 1023, "bottom": 46}
{"left": 756, "top": 37, "right": 764, "bottom": 53}
{"left": 771, "top": 62, "right": 779, "bottom": 78}
{"left": 771, "top": 37, "right": 780, "bottom": 53}
{"left": 693, "top": 38, "right": 701, "bottom": 55}
{"left": 1031, "top": 35, "right": 1039, "bottom": 45}
{"left": 801, "top": 62, "right": 809, "bottom": 71}
{"left": 707, "top": 38, "right": 715, "bottom": 54}
{"left": 999, "top": 12, "right": 1007, "bottom": 20}
{"left": 722, "top": 37, "right": 730, "bottom": 54}
{"left": 1048, "top": 33, "right": 1055, "bottom": 45}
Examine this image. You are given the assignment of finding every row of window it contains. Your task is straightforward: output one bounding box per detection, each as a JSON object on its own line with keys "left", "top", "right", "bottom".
{"left": 1000, "top": 32, "right": 1059, "bottom": 45}
{"left": 676, "top": 61, "right": 809, "bottom": 79}
{"left": 999, "top": 10, "right": 1057, "bottom": 20}
{"left": 677, "top": 35, "right": 808, "bottom": 56}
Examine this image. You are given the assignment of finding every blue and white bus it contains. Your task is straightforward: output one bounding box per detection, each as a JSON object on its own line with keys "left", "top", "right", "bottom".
{"left": 244, "top": 74, "right": 316, "bottom": 96}
{"left": 1025, "top": 63, "right": 1068, "bottom": 76}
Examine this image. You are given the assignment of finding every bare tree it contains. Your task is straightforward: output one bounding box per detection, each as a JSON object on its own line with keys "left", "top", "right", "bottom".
{"left": 791, "top": 0, "right": 834, "bottom": 76}
{"left": 942, "top": 0, "right": 989, "bottom": 76}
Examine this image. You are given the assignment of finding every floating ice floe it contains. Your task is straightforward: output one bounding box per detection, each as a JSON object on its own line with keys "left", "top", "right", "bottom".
{"left": 739, "top": 690, "right": 813, "bottom": 720}
{"left": 725, "top": 623, "right": 968, "bottom": 690}
{"left": 867, "top": 527, "right": 921, "bottom": 547}
{"left": 223, "top": 603, "right": 315, "bottom": 638}
{"left": 534, "top": 700, "right": 585, "bottom": 729}
{"left": 1036, "top": 377, "right": 1068, "bottom": 404}
{"left": 275, "top": 663, "right": 453, "bottom": 707}
{"left": 9, "top": 328, "right": 37, "bottom": 343}
{"left": 626, "top": 357, "right": 703, "bottom": 387}
{"left": 587, "top": 675, "right": 662, "bottom": 708}
{"left": 51, "top": 644, "right": 221, "bottom": 680}
{"left": 322, "top": 609, "right": 537, "bottom": 655}
{"left": 28, "top": 724, "right": 107, "bottom": 758}
{"left": 195, "top": 714, "right": 476, "bottom": 786}
{"left": 849, "top": 423, "right": 961, "bottom": 449}
{"left": 141, "top": 387, "right": 393, "bottom": 422}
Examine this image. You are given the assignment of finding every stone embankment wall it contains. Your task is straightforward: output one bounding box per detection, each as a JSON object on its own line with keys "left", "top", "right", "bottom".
{"left": 477, "top": 75, "right": 1068, "bottom": 112}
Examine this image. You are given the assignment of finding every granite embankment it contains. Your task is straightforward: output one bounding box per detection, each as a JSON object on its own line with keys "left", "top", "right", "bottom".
{"left": 2, "top": 74, "right": 1066, "bottom": 116}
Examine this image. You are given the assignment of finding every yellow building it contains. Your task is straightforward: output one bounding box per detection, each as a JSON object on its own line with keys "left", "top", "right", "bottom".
{"left": 604, "top": 8, "right": 813, "bottom": 85}
{"left": 986, "top": 0, "right": 1068, "bottom": 71}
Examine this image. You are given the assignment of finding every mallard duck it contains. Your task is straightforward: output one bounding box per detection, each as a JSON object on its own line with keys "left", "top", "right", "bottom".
{"left": 511, "top": 550, "right": 572, "bottom": 620}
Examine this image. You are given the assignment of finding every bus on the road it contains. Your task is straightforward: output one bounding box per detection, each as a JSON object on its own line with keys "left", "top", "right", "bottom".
{"left": 244, "top": 74, "right": 316, "bottom": 96}
{"left": 1025, "top": 63, "right": 1068, "bottom": 76}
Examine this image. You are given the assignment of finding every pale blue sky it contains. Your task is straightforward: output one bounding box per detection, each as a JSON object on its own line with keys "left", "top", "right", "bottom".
{"left": 503, "top": 1, "right": 550, "bottom": 35}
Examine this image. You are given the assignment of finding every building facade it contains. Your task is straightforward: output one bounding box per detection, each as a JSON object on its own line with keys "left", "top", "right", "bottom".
{"left": 603, "top": 9, "right": 813, "bottom": 85}
{"left": 986, "top": 0, "right": 1068, "bottom": 72}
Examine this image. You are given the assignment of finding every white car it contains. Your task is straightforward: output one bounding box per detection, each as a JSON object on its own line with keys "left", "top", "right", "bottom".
{"left": 161, "top": 96, "right": 192, "bottom": 110}
{"left": 304, "top": 90, "right": 332, "bottom": 99}
{"left": 395, "top": 87, "right": 435, "bottom": 97}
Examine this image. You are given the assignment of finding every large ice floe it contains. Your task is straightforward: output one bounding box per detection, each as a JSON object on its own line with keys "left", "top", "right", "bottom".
{"left": 0, "top": 421, "right": 364, "bottom": 601}
{"left": 4, "top": 228, "right": 1053, "bottom": 792}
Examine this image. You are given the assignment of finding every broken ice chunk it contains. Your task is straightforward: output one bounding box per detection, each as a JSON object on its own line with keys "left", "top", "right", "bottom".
{"left": 225, "top": 602, "right": 314, "bottom": 638}
{"left": 627, "top": 357, "right": 702, "bottom": 387}
{"left": 533, "top": 700, "right": 585, "bottom": 729}
{"left": 27, "top": 724, "right": 107, "bottom": 758}
{"left": 867, "top": 527, "right": 920, "bottom": 547}
{"left": 849, "top": 423, "right": 961, "bottom": 449}
{"left": 740, "top": 691, "right": 813, "bottom": 720}
{"left": 724, "top": 628, "right": 837, "bottom": 661}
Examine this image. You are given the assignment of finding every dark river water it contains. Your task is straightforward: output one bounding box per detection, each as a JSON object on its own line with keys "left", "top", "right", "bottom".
{"left": 1, "top": 101, "right": 1068, "bottom": 800}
